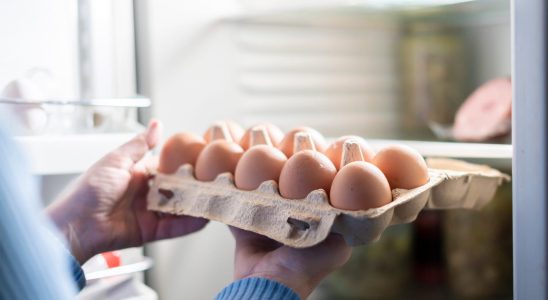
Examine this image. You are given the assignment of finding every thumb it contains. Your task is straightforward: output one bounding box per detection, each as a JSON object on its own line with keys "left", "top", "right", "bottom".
{"left": 117, "top": 120, "right": 163, "bottom": 163}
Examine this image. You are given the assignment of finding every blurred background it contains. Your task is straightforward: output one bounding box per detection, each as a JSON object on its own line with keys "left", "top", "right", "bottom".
{"left": 0, "top": 0, "right": 512, "bottom": 299}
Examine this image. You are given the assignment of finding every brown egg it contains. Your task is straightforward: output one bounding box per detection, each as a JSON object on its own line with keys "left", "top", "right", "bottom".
{"left": 278, "top": 127, "right": 327, "bottom": 157}
{"left": 330, "top": 140, "right": 391, "bottom": 210}
{"left": 325, "top": 136, "right": 375, "bottom": 170}
{"left": 195, "top": 124, "right": 244, "bottom": 181}
{"left": 195, "top": 140, "right": 244, "bottom": 181}
{"left": 235, "top": 145, "right": 287, "bottom": 190}
{"left": 203, "top": 120, "right": 244, "bottom": 143}
{"left": 330, "top": 161, "right": 392, "bottom": 210}
{"left": 235, "top": 127, "right": 288, "bottom": 190}
{"left": 372, "top": 144, "right": 429, "bottom": 189}
{"left": 158, "top": 132, "right": 206, "bottom": 174}
{"left": 239, "top": 123, "right": 284, "bottom": 150}
{"left": 278, "top": 132, "right": 336, "bottom": 199}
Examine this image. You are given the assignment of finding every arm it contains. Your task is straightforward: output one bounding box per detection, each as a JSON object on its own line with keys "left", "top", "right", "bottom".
{"left": 0, "top": 128, "right": 77, "bottom": 299}
{"left": 215, "top": 277, "right": 299, "bottom": 300}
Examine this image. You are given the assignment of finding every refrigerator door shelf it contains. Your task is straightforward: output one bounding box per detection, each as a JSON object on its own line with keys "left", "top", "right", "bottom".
{"left": 85, "top": 257, "right": 154, "bottom": 281}
{"left": 15, "top": 133, "right": 138, "bottom": 175}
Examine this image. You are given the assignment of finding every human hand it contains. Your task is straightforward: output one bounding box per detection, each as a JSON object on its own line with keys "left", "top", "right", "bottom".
{"left": 47, "top": 120, "right": 208, "bottom": 264}
{"left": 230, "top": 227, "right": 352, "bottom": 299}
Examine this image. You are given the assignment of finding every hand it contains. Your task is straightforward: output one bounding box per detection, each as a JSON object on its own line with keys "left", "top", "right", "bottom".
{"left": 230, "top": 227, "right": 352, "bottom": 299}
{"left": 47, "top": 120, "right": 208, "bottom": 264}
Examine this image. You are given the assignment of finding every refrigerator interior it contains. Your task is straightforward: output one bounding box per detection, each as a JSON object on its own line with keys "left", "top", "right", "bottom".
{"left": 135, "top": 0, "right": 513, "bottom": 299}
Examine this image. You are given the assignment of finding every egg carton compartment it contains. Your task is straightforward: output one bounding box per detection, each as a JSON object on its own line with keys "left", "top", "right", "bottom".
{"left": 147, "top": 158, "right": 509, "bottom": 247}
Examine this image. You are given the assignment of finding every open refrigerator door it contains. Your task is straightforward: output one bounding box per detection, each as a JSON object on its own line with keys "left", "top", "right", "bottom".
{"left": 1, "top": 1, "right": 158, "bottom": 299}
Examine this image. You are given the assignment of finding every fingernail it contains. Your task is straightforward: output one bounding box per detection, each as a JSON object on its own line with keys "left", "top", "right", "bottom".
{"left": 148, "top": 119, "right": 159, "bottom": 130}
{"left": 146, "top": 119, "right": 162, "bottom": 148}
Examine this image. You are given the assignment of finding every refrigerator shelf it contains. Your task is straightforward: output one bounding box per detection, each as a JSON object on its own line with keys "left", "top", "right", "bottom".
{"left": 368, "top": 139, "right": 512, "bottom": 171}
{"left": 368, "top": 139, "right": 511, "bottom": 159}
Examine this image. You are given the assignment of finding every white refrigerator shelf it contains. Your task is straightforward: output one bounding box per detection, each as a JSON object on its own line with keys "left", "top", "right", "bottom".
{"left": 16, "top": 133, "right": 512, "bottom": 176}
{"left": 15, "top": 133, "right": 137, "bottom": 175}
{"left": 368, "top": 139, "right": 512, "bottom": 158}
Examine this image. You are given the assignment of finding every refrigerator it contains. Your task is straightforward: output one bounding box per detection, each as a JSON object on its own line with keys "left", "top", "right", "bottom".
{"left": 1, "top": 0, "right": 545, "bottom": 299}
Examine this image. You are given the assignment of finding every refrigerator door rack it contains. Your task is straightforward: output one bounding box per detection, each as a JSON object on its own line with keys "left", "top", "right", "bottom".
{"left": 0, "top": 96, "right": 150, "bottom": 135}
{"left": 0, "top": 96, "right": 151, "bottom": 107}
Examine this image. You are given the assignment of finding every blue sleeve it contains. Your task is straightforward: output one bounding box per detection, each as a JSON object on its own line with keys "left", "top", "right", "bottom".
{"left": 69, "top": 252, "right": 87, "bottom": 290}
{"left": 0, "top": 127, "right": 79, "bottom": 299}
{"left": 215, "top": 277, "right": 300, "bottom": 300}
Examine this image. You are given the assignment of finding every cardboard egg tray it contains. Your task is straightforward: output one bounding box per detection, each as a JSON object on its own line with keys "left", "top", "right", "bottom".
{"left": 147, "top": 158, "right": 509, "bottom": 247}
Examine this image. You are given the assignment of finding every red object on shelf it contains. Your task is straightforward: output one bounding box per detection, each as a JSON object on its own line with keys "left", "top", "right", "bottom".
{"left": 101, "top": 251, "right": 121, "bottom": 268}
{"left": 453, "top": 77, "right": 512, "bottom": 142}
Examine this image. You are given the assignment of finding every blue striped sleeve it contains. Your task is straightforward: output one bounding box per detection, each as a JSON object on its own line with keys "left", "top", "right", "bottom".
{"left": 69, "top": 250, "right": 86, "bottom": 290}
{"left": 0, "top": 126, "right": 77, "bottom": 299}
{"left": 45, "top": 228, "right": 87, "bottom": 290}
{"left": 215, "top": 278, "right": 300, "bottom": 300}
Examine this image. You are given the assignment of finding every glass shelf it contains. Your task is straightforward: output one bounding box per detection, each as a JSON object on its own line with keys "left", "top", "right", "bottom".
{"left": 226, "top": 0, "right": 508, "bottom": 22}
{"left": 368, "top": 139, "right": 512, "bottom": 170}
{"left": 368, "top": 139, "right": 511, "bottom": 159}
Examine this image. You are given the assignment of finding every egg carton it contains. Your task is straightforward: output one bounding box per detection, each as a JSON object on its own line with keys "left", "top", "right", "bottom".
{"left": 147, "top": 158, "right": 509, "bottom": 247}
